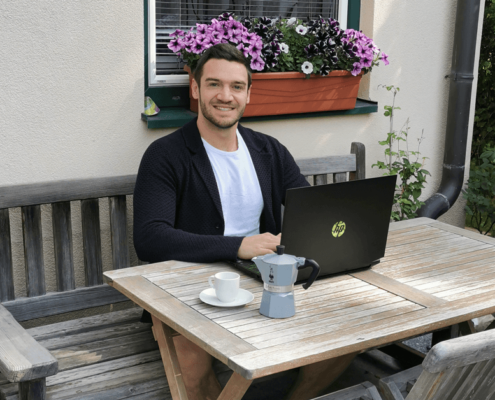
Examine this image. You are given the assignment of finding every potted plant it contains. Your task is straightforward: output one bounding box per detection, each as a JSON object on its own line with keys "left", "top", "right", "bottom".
{"left": 168, "top": 13, "right": 389, "bottom": 117}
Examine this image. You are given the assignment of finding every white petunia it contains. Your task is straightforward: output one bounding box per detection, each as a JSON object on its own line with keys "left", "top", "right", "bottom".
{"left": 280, "top": 43, "right": 289, "bottom": 54}
{"left": 296, "top": 25, "right": 308, "bottom": 35}
{"left": 287, "top": 17, "right": 297, "bottom": 26}
{"left": 301, "top": 61, "right": 313, "bottom": 74}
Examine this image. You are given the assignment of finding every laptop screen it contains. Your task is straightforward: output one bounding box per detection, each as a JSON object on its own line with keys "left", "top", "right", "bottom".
{"left": 281, "top": 175, "right": 397, "bottom": 280}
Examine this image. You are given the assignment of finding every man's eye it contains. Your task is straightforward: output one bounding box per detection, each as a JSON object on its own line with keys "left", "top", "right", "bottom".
{"left": 233, "top": 85, "right": 242, "bottom": 90}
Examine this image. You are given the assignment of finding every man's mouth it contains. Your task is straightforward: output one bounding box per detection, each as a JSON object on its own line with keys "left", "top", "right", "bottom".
{"left": 213, "top": 105, "right": 235, "bottom": 111}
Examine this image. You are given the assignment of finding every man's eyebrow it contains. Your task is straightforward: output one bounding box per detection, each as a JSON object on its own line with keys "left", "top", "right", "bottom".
{"left": 204, "top": 78, "right": 246, "bottom": 85}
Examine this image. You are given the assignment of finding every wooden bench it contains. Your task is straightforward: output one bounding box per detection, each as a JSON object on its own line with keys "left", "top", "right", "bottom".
{"left": 0, "top": 142, "right": 365, "bottom": 400}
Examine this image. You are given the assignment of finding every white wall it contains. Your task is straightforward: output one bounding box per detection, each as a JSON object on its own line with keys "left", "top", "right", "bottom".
{"left": 0, "top": 1, "right": 484, "bottom": 307}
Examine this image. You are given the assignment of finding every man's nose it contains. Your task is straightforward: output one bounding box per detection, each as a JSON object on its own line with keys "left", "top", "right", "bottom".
{"left": 216, "top": 85, "right": 234, "bottom": 102}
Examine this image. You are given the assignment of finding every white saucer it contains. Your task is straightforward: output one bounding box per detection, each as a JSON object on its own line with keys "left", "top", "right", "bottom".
{"left": 199, "top": 288, "right": 254, "bottom": 307}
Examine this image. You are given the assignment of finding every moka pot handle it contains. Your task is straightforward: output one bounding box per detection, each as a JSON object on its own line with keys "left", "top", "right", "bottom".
{"left": 298, "top": 258, "right": 320, "bottom": 290}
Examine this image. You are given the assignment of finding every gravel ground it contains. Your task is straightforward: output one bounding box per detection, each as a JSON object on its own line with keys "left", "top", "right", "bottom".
{"left": 403, "top": 333, "right": 432, "bottom": 354}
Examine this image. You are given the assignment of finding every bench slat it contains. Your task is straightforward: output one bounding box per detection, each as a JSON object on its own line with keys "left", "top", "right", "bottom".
{"left": 3, "top": 285, "right": 129, "bottom": 322}
{"left": 0, "top": 209, "right": 14, "bottom": 302}
{"left": 22, "top": 206, "right": 46, "bottom": 297}
{"left": 0, "top": 175, "right": 136, "bottom": 209}
{"left": 51, "top": 202, "right": 75, "bottom": 292}
{"left": 109, "top": 196, "right": 130, "bottom": 270}
{"left": 295, "top": 155, "right": 356, "bottom": 176}
{"left": 334, "top": 172, "right": 347, "bottom": 183}
{"left": 314, "top": 174, "right": 327, "bottom": 186}
{"left": 81, "top": 199, "right": 103, "bottom": 287}
{"left": 350, "top": 142, "right": 365, "bottom": 180}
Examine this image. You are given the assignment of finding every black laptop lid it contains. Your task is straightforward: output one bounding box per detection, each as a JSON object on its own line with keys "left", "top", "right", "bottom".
{"left": 281, "top": 175, "right": 397, "bottom": 281}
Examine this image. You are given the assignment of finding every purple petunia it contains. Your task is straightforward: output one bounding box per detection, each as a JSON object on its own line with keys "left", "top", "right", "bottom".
{"left": 360, "top": 54, "right": 373, "bottom": 68}
{"left": 170, "top": 29, "right": 184, "bottom": 38}
{"left": 196, "top": 24, "right": 208, "bottom": 35}
{"left": 351, "top": 62, "right": 362, "bottom": 76}
{"left": 357, "top": 45, "right": 372, "bottom": 58}
{"left": 191, "top": 40, "right": 206, "bottom": 54}
{"left": 381, "top": 52, "right": 390, "bottom": 66}
{"left": 237, "top": 43, "right": 250, "bottom": 58}
{"left": 250, "top": 55, "right": 265, "bottom": 71}
{"left": 168, "top": 38, "right": 184, "bottom": 53}
{"left": 248, "top": 40, "right": 263, "bottom": 57}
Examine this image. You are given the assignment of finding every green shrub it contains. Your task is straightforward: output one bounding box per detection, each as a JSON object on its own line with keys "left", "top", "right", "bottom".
{"left": 472, "top": 0, "right": 495, "bottom": 160}
{"left": 463, "top": 146, "right": 495, "bottom": 235}
{"left": 372, "top": 85, "right": 430, "bottom": 221}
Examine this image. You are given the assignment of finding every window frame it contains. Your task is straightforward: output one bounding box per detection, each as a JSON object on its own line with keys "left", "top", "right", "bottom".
{"left": 144, "top": 0, "right": 361, "bottom": 109}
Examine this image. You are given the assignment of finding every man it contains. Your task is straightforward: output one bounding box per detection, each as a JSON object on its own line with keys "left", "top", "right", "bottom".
{"left": 134, "top": 43, "right": 355, "bottom": 400}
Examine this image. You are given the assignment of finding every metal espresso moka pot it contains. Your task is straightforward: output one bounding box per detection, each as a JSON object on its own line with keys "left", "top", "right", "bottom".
{"left": 252, "top": 245, "right": 320, "bottom": 318}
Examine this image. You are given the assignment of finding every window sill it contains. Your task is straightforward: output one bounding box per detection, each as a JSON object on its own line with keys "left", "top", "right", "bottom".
{"left": 141, "top": 98, "right": 378, "bottom": 129}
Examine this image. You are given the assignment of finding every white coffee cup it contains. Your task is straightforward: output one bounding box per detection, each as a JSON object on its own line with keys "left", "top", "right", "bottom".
{"left": 208, "top": 272, "right": 240, "bottom": 303}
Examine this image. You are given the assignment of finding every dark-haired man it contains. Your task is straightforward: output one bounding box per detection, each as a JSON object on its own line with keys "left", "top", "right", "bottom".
{"left": 134, "top": 43, "right": 355, "bottom": 400}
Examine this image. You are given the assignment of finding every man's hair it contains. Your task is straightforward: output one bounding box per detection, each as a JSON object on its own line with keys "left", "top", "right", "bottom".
{"left": 193, "top": 43, "right": 252, "bottom": 89}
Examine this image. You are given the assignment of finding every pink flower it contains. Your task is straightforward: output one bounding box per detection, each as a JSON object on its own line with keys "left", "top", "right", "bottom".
{"left": 360, "top": 55, "right": 373, "bottom": 68}
{"left": 170, "top": 29, "right": 184, "bottom": 38}
{"left": 191, "top": 39, "right": 206, "bottom": 54}
{"left": 237, "top": 43, "right": 250, "bottom": 58}
{"left": 250, "top": 56, "right": 265, "bottom": 71}
{"left": 196, "top": 24, "right": 208, "bottom": 35}
{"left": 351, "top": 62, "right": 362, "bottom": 76}
{"left": 381, "top": 52, "right": 390, "bottom": 66}
{"left": 168, "top": 38, "right": 184, "bottom": 53}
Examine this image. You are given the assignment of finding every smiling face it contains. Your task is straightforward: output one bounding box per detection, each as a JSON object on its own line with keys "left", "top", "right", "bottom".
{"left": 191, "top": 58, "right": 251, "bottom": 131}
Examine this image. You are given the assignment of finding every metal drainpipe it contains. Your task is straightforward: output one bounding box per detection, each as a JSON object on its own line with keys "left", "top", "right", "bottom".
{"left": 416, "top": 0, "right": 481, "bottom": 219}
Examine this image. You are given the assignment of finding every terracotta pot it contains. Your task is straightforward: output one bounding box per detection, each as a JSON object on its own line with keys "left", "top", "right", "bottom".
{"left": 184, "top": 65, "right": 363, "bottom": 117}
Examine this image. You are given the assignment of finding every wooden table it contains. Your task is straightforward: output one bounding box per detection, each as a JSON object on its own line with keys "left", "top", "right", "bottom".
{"left": 103, "top": 217, "right": 495, "bottom": 399}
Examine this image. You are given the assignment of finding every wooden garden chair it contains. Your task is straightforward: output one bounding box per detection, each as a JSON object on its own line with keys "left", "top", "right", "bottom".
{"left": 379, "top": 328, "right": 495, "bottom": 400}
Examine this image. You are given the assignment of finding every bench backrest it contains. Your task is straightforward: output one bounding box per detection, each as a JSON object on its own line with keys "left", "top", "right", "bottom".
{"left": 0, "top": 142, "right": 364, "bottom": 322}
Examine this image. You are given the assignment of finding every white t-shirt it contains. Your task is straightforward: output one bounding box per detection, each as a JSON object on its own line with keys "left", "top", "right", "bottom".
{"left": 202, "top": 130, "right": 264, "bottom": 237}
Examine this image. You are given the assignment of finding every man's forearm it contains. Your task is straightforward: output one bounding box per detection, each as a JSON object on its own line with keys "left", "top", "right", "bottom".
{"left": 134, "top": 223, "right": 244, "bottom": 264}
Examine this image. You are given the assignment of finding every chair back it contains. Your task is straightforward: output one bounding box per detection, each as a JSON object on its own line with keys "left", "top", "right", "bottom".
{"left": 405, "top": 329, "right": 495, "bottom": 400}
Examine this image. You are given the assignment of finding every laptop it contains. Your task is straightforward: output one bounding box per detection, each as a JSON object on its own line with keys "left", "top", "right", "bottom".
{"left": 229, "top": 175, "right": 397, "bottom": 283}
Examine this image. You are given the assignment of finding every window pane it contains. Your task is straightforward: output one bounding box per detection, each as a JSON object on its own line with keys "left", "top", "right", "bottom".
{"left": 155, "top": 0, "right": 340, "bottom": 78}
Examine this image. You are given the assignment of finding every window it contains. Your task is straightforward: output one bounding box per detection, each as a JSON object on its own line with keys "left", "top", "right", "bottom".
{"left": 144, "top": 0, "right": 360, "bottom": 109}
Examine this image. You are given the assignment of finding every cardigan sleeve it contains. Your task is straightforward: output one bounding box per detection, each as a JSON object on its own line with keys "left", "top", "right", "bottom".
{"left": 133, "top": 139, "right": 244, "bottom": 264}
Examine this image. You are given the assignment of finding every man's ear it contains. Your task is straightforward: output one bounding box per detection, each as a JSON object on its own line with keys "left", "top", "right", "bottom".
{"left": 191, "top": 78, "right": 200, "bottom": 100}
{"left": 246, "top": 85, "right": 251, "bottom": 104}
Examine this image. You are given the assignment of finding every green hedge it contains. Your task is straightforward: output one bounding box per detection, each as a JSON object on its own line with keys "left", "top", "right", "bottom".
{"left": 472, "top": 0, "right": 495, "bottom": 160}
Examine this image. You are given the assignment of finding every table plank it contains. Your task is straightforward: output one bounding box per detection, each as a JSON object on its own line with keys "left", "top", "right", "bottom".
{"left": 434, "top": 222, "right": 495, "bottom": 244}
{"left": 377, "top": 243, "right": 493, "bottom": 272}
{"left": 229, "top": 291, "right": 495, "bottom": 379}
{"left": 350, "top": 270, "right": 447, "bottom": 307}
{"left": 220, "top": 290, "right": 392, "bottom": 332}
{"left": 388, "top": 217, "right": 437, "bottom": 231}
{"left": 382, "top": 247, "right": 495, "bottom": 279}
{"left": 108, "top": 276, "right": 256, "bottom": 365}
{"left": 104, "top": 261, "right": 217, "bottom": 283}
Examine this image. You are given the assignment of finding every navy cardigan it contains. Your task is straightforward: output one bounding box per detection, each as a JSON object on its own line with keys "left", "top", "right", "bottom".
{"left": 133, "top": 118, "right": 309, "bottom": 263}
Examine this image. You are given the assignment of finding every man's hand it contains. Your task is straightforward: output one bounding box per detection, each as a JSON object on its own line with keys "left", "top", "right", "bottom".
{"left": 237, "top": 233, "right": 281, "bottom": 260}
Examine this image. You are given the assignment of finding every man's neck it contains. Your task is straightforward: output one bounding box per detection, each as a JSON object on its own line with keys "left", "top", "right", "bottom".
{"left": 197, "top": 116, "right": 238, "bottom": 152}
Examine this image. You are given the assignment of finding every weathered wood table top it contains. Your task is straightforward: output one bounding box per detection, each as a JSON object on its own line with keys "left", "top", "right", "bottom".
{"left": 104, "top": 217, "right": 495, "bottom": 398}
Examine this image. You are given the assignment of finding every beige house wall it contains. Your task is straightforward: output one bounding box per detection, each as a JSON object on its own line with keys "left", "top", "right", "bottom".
{"left": 0, "top": 1, "right": 485, "bottom": 321}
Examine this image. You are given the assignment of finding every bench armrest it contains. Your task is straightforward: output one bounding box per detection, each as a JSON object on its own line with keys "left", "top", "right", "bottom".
{"left": 0, "top": 305, "right": 58, "bottom": 382}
